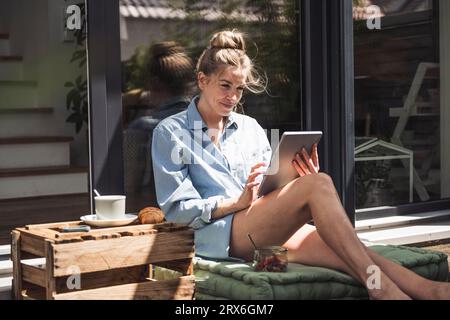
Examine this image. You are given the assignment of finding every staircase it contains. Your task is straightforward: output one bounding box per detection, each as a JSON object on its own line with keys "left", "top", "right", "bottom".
{"left": 0, "top": 32, "right": 88, "bottom": 200}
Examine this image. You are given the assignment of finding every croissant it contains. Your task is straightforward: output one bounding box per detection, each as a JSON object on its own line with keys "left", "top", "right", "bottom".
{"left": 138, "top": 207, "right": 165, "bottom": 224}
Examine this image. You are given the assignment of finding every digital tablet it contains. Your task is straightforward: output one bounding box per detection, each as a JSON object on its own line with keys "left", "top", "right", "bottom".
{"left": 257, "top": 131, "right": 323, "bottom": 197}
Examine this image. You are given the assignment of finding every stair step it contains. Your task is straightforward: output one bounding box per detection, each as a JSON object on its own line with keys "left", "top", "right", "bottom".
{"left": 0, "top": 56, "right": 22, "bottom": 61}
{"left": 0, "top": 276, "right": 12, "bottom": 300}
{"left": 0, "top": 107, "right": 53, "bottom": 114}
{"left": 0, "top": 81, "right": 38, "bottom": 108}
{"left": 0, "top": 166, "right": 89, "bottom": 199}
{"left": 0, "top": 136, "right": 73, "bottom": 145}
{"left": 0, "top": 166, "right": 87, "bottom": 178}
{"left": 0, "top": 260, "right": 12, "bottom": 276}
{"left": 0, "top": 245, "right": 10, "bottom": 256}
{"left": 0, "top": 80, "right": 36, "bottom": 86}
{"left": 0, "top": 107, "right": 54, "bottom": 115}
{"left": 0, "top": 36, "right": 10, "bottom": 56}
{"left": 356, "top": 210, "right": 450, "bottom": 232}
{"left": 0, "top": 137, "right": 73, "bottom": 169}
{"left": 0, "top": 109, "right": 67, "bottom": 138}
{"left": 0, "top": 57, "right": 23, "bottom": 81}
{"left": 357, "top": 219, "right": 450, "bottom": 245}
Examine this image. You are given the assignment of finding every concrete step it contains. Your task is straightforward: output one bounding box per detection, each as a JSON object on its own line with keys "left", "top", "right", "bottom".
{"left": 0, "top": 137, "right": 72, "bottom": 169}
{"left": 0, "top": 276, "right": 12, "bottom": 300}
{"left": 0, "top": 166, "right": 89, "bottom": 199}
{"left": 357, "top": 219, "right": 450, "bottom": 246}
{"left": 0, "top": 80, "right": 38, "bottom": 109}
{"left": 356, "top": 210, "right": 450, "bottom": 232}
{"left": 0, "top": 260, "right": 12, "bottom": 276}
{"left": 0, "top": 56, "right": 23, "bottom": 81}
{"left": 0, "top": 245, "right": 10, "bottom": 256}
{"left": 0, "top": 108, "right": 65, "bottom": 138}
{"left": 0, "top": 34, "right": 10, "bottom": 56}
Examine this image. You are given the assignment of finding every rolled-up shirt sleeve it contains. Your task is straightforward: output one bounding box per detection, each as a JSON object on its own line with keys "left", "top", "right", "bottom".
{"left": 151, "top": 125, "right": 224, "bottom": 229}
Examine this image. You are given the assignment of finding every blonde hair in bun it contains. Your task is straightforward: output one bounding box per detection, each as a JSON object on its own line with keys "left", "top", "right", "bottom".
{"left": 196, "top": 29, "right": 266, "bottom": 94}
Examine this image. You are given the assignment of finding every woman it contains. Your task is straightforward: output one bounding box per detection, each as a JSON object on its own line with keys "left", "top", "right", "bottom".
{"left": 152, "top": 30, "right": 450, "bottom": 300}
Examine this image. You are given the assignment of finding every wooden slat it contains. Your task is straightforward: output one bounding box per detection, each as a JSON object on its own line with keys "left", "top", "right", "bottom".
{"left": 53, "top": 276, "right": 195, "bottom": 300}
{"left": 20, "top": 232, "right": 46, "bottom": 257}
{"left": 53, "top": 230, "right": 195, "bottom": 276}
{"left": 11, "top": 230, "right": 22, "bottom": 300}
{"left": 17, "top": 228, "right": 59, "bottom": 241}
{"left": 53, "top": 223, "right": 176, "bottom": 240}
{"left": 22, "top": 264, "right": 46, "bottom": 288}
{"left": 26, "top": 221, "right": 82, "bottom": 230}
{"left": 153, "top": 258, "right": 193, "bottom": 276}
{"left": 53, "top": 222, "right": 184, "bottom": 240}
{"left": 45, "top": 240, "right": 56, "bottom": 299}
{"left": 80, "top": 233, "right": 122, "bottom": 241}
{"left": 55, "top": 265, "right": 148, "bottom": 293}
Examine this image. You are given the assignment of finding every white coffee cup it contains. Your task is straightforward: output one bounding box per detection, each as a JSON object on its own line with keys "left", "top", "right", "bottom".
{"left": 94, "top": 195, "right": 126, "bottom": 220}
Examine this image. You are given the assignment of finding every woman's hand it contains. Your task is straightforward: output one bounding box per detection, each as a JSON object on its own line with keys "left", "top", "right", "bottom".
{"left": 236, "top": 162, "right": 266, "bottom": 210}
{"left": 292, "top": 143, "right": 320, "bottom": 177}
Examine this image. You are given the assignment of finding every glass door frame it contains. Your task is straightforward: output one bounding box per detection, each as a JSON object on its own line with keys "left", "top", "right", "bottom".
{"left": 302, "top": 0, "right": 356, "bottom": 224}
{"left": 89, "top": 0, "right": 450, "bottom": 225}
{"left": 86, "top": 0, "right": 359, "bottom": 223}
{"left": 86, "top": 0, "right": 124, "bottom": 213}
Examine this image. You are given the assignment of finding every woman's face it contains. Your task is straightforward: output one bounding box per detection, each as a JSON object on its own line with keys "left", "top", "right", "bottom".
{"left": 198, "top": 66, "right": 247, "bottom": 117}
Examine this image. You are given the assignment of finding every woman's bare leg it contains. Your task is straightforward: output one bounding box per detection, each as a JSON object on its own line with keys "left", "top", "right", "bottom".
{"left": 230, "top": 173, "right": 410, "bottom": 299}
{"left": 285, "top": 225, "right": 450, "bottom": 300}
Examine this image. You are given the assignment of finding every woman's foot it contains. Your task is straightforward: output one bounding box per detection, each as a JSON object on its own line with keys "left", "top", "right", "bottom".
{"left": 430, "top": 282, "right": 450, "bottom": 300}
{"left": 367, "top": 276, "right": 411, "bottom": 300}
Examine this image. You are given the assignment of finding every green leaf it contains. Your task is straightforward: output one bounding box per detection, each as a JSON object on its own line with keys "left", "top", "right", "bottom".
{"left": 76, "top": 121, "right": 83, "bottom": 133}
{"left": 66, "top": 113, "right": 80, "bottom": 123}
{"left": 66, "top": 90, "right": 77, "bottom": 110}
{"left": 70, "top": 50, "right": 85, "bottom": 63}
{"left": 64, "top": 82, "right": 74, "bottom": 87}
{"left": 76, "top": 75, "right": 82, "bottom": 86}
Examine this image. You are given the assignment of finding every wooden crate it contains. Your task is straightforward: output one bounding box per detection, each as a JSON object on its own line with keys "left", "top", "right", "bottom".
{"left": 11, "top": 220, "right": 195, "bottom": 300}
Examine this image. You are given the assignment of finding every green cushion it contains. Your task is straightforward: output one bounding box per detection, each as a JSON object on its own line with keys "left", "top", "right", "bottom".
{"left": 192, "top": 245, "right": 448, "bottom": 300}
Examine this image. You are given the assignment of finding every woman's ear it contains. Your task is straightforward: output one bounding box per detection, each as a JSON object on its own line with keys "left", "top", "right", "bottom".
{"left": 197, "top": 72, "right": 209, "bottom": 90}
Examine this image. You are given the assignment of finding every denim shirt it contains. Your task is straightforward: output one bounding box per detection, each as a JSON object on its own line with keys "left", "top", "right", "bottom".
{"left": 152, "top": 97, "right": 272, "bottom": 260}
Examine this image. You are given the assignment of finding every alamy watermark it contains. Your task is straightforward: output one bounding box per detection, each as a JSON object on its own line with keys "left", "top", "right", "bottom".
{"left": 366, "top": 264, "right": 381, "bottom": 290}
{"left": 66, "top": 5, "right": 82, "bottom": 31}
{"left": 66, "top": 265, "right": 81, "bottom": 290}
{"left": 366, "top": 5, "right": 381, "bottom": 30}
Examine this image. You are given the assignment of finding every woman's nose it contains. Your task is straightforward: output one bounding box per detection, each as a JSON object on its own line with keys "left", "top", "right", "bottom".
{"left": 227, "top": 90, "right": 239, "bottom": 101}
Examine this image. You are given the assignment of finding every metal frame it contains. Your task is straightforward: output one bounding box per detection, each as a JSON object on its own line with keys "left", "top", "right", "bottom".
{"left": 302, "top": 0, "right": 355, "bottom": 224}
{"left": 84, "top": 0, "right": 449, "bottom": 223}
{"left": 86, "top": 0, "right": 124, "bottom": 211}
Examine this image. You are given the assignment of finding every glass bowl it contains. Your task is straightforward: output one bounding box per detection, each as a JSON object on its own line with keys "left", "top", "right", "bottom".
{"left": 252, "top": 246, "right": 288, "bottom": 272}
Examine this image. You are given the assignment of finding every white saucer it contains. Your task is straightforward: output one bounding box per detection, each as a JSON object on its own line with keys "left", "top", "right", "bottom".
{"left": 80, "top": 214, "right": 138, "bottom": 227}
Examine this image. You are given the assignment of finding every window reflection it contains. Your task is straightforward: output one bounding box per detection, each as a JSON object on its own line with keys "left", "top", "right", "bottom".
{"left": 353, "top": 0, "right": 448, "bottom": 210}
{"left": 0, "top": 0, "right": 90, "bottom": 244}
{"left": 120, "top": 0, "right": 301, "bottom": 212}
